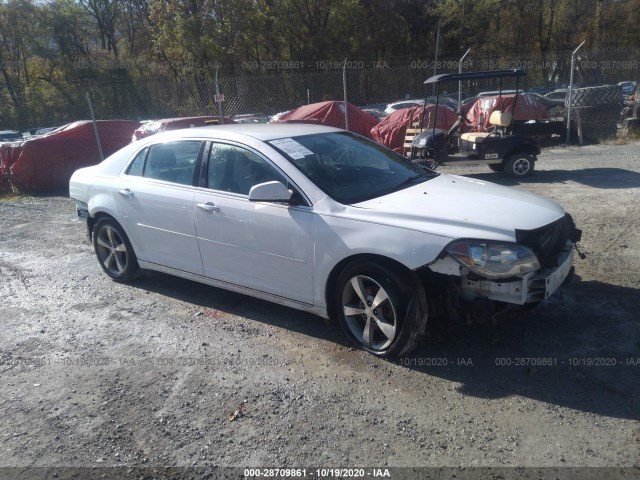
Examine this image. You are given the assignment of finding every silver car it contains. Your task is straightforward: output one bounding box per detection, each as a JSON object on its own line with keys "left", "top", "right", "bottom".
{"left": 70, "top": 124, "right": 581, "bottom": 357}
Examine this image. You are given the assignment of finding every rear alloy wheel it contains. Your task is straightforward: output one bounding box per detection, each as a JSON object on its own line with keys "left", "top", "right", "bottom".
{"left": 335, "top": 260, "right": 427, "bottom": 358}
{"left": 504, "top": 154, "right": 534, "bottom": 178}
{"left": 93, "top": 218, "right": 139, "bottom": 282}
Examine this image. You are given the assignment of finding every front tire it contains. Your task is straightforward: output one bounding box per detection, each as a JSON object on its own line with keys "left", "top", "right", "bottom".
{"left": 334, "top": 259, "right": 428, "bottom": 358}
{"left": 504, "top": 154, "right": 534, "bottom": 178}
{"left": 93, "top": 217, "right": 139, "bottom": 282}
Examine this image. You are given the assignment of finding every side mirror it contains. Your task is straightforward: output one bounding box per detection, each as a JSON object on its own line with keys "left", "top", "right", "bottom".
{"left": 248, "top": 181, "right": 294, "bottom": 203}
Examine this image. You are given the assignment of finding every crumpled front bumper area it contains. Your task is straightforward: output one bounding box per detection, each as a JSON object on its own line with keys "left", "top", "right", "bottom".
{"left": 460, "top": 241, "right": 575, "bottom": 305}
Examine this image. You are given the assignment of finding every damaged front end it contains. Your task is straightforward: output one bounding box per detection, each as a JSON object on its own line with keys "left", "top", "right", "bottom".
{"left": 423, "top": 214, "right": 582, "bottom": 325}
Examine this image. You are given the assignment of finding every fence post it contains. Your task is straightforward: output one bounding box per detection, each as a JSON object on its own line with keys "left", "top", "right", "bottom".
{"left": 433, "top": 18, "right": 442, "bottom": 96}
{"left": 215, "top": 65, "right": 225, "bottom": 120}
{"left": 458, "top": 48, "right": 471, "bottom": 109}
{"left": 343, "top": 59, "right": 349, "bottom": 131}
{"left": 566, "top": 41, "right": 585, "bottom": 145}
{"left": 86, "top": 91, "right": 104, "bottom": 162}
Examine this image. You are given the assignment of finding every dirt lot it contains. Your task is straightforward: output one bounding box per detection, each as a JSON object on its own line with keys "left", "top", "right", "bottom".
{"left": 1, "top": 141, "right": 639, "bottom": 476}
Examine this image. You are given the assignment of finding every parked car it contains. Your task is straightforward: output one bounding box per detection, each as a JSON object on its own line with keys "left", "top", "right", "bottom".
{"left": 132, "top": 116, "right": 234, "bottom": 142}
{"left": 269, "top": 110, "right": 291, "bottom": 122}
{"left": 362, "top": 103, "right": 388, "bottom": 111}
{"left": 459, "top": 95, "right": 480, "bottom": 114}
{"left": 34, "top": 126, "right": 60, "bottom": 136}
{"left": 272, "top": 101, "right": 379, "bottom": 139}
{"left": 70, "top": 124, "right": 581, "bottom": 358}
{"left": 425, "top": 96, "right": 459, "bottom": 110}
{"left": 5, "top": 120, "right": 140, "bottom": 192}
{"left": 232, "top": 113, "right": 270, "bottom": 124}
{"left": 26, "top": 126, "right": 60, "bottom": 136}
{"left": 384, "top": 99, "right": 424, "bottom": 115}
{"left": 0, "top": 130, "right": 23, "bottom": 142}
{"left": 545, "top": 89, "right": 568, "bottom": 101}
{"left": 526, "top": 92, "right": 566, "bottom": 117}
{"left": 478, "top": 89, "right": 518, "bottom": 97}
{"left": 362, "top": 108, "right": 387, "bottom": 121}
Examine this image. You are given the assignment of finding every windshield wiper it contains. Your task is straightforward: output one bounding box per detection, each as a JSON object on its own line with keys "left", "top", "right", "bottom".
{"left": 391, "top": 174, "right": 429, "bottom": 192}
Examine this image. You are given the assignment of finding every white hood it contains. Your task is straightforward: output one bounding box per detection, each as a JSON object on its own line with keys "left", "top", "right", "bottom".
{"left": 348, "top": 174, "right": 565, "bottom": 242}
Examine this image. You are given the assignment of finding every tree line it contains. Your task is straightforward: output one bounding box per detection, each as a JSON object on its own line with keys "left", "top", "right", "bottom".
{"left": 1, "top": 0, "right": 638, "bottom": 129}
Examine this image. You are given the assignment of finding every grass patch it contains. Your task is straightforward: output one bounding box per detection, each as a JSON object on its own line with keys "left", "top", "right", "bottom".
{"left": 0, "top": 193, "right": 26, "bottom": 202}
{"left": 601, "top": 129, "right": 640, "bottom": 145}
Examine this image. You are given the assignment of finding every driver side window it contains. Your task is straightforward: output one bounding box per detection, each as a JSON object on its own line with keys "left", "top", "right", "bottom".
{"left": 207, "top": 143, "right": 287, "bottom": 195}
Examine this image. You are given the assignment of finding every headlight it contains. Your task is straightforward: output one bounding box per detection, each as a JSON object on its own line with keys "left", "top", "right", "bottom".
{"left": 446, "top": 241, "right": 540, "bottom": 279}
{"left": 413, "top": 137, "right": 427, "bottom": 147}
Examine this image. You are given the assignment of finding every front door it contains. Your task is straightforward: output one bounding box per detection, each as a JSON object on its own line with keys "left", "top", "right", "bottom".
{"left": 194, "top": 142, "right": 315, "bottom": 304}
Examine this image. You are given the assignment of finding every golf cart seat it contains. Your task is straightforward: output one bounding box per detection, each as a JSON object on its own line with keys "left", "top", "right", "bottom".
{"left": 460, "top": 111, "right": 513, "bottom": 143}
{"left": 489, "top": 110, "right": 513, "bottom": 127}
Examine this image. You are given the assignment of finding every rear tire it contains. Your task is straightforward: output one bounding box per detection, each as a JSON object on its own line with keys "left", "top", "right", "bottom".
{"left": 93, "top": 217, "right": 139, "bottom": 282}
{"left": 334, "top": 259, "right": 428, "bottom": 358}
{"left": 504, "top": 154, "right": 534, "bottom": 178}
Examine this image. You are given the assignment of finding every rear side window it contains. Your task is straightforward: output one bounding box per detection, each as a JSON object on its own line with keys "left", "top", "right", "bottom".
{"left": 126, "top": 148, "right": 147, "bottom": 176}
{"left": 126, "top": 141, "right": 202, "bottom": 185}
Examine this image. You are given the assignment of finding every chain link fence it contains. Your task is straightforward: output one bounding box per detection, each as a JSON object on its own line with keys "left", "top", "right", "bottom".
{"left": 1, "top": 46, "right": 639, "bottom": 194}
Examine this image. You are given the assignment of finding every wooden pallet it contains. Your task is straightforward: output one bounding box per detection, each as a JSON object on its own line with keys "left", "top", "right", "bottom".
{"left": 403, "top": 110, "right": 434, "bottom": 157}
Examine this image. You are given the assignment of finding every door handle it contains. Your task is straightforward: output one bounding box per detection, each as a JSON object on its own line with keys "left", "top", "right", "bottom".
{"left": 118, "top": 188, "right": 134, "bottom": 198}
{"left": 196, "top": 202, "right": 221, "bottom": 213}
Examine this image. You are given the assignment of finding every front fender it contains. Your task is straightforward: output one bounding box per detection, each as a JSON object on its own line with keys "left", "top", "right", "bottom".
{"left": 313, "top": 213, "right": 453, "bottom": 309}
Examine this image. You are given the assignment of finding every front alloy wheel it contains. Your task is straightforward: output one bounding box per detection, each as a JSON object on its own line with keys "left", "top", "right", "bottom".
{"left": 335, "top": 260, "right": 428, "bottom": 358}
{"left": 93, "top": 218, "right": 139, "bottom": 282}
{"left": 342, "top": 275, "right": 398, "bottom": 351}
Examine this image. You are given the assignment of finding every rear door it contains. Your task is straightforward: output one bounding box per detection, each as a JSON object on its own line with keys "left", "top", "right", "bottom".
{"left": 114, "top": 140, "right": 205, "bottom": 274}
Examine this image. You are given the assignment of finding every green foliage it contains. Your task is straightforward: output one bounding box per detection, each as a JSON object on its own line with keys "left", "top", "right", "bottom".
{"left": 1, "top": 0, "right": 639, "bottom": 129}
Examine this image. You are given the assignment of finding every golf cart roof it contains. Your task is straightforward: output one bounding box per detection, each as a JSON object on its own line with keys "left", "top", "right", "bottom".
{"left": 424, "top": 69, "right": 527, "bottom": 85}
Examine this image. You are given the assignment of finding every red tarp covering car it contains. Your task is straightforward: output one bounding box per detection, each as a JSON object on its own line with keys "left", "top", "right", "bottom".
{"left": 132, "top": 116, "right": 235, "bottom": 141}
{"left": 273, "top": 101, "right": 379, "bottom": 139}
{"left": 370, "top": 104, "right": 460, "bottom": 153}
{"left": 1, "top": 120, "right": 140, "bottom": 192}
{"left": 465, "top": 94, "right": 550, "bottom": 130}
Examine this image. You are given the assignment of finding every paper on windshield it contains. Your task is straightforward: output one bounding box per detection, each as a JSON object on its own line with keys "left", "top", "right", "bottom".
{"left": 270, "top": 138, "right": 314, "bottom": 159}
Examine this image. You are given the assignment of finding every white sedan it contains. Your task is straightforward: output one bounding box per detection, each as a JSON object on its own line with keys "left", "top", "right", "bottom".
{"left": 70, "top": 124, "right": 581, "bottom": 357}
{"left": 384, "top": 99, "right": 425, "bottom": 115}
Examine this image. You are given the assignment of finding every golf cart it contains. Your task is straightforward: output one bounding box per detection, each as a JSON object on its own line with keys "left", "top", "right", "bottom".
{"left": 410, "top": 69, "right": 540, "bottom": 177}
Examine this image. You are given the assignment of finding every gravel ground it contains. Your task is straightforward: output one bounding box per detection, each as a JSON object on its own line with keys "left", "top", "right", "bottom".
{"left": 0, "top": 141, "right": 639, "bottom": 477}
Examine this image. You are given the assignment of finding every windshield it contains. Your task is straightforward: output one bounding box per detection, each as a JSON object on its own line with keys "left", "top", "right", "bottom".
{"left": 269, "top": 132, "right": 437, "bottom": 204}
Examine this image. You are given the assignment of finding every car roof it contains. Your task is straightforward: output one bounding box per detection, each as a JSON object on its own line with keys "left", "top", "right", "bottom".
{"left": 387, "top": 98, "right": 424, "bottom": 106}
{"left": 165, "top": 123, "right": 344, "bottom": 141}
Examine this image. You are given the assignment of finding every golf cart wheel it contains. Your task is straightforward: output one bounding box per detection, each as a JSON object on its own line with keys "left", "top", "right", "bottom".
{"left": 488, "top": 164, "right": 503, "bottom": 172}
{"left": 425, "top": 159, "right": 440, "bottom": 171}
{"left": 334, "top": 259, "right": 428, "bottom": 358}
{"left": 504, "top": 154, "right": 534, "bottom": 178}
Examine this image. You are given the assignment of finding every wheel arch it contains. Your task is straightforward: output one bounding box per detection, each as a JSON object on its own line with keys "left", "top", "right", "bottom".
{"left": 88, "top": 211, "right": 114, "bottom": 238}
{"left": 91, "top": 212, "right": 140, "bottom": 281}
{"left": 324, "top": 253, "right": 416, "bottom": 321}
{"left": 88, "top": 211, "right": 141, "bottom": 261}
